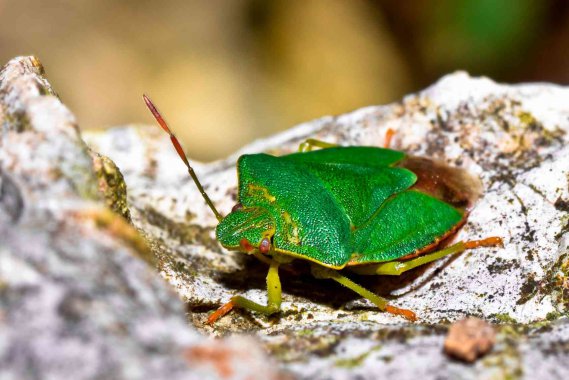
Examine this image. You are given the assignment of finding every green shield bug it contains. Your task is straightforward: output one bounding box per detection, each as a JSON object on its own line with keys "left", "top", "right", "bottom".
{"left": 143, "top": 95, "right": 502, "bottom": 324}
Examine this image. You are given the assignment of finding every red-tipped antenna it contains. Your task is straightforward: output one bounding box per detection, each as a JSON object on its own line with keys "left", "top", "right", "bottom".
{"left": 143, "top": 94, "right": 222, "bottom": 221}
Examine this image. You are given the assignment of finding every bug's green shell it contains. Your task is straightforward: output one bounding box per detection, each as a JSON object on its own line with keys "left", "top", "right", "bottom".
{"left": 351, "top": 190, "right": 463, "bottom": 263}
{"left": 217, "top": 147, "right": 465, "bottom": 269}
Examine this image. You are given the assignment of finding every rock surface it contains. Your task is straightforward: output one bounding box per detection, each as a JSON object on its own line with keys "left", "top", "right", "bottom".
{"left": 87, "top": 71, "right": 569, "bottom": 378}
{"left": 2, "top": 54, "right": 569, "bottom": 379}
{"left": 0, "top": 56, "right": 284, "bottom": 380}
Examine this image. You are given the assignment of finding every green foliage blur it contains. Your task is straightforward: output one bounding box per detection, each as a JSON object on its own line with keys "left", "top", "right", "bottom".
{"left": 0, "top": 0, "right": 567, "bottom": 160}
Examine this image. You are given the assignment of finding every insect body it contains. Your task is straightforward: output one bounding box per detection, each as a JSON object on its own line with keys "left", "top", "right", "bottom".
{"left": 143, "top": 95, "right": 502, "bottom": 324}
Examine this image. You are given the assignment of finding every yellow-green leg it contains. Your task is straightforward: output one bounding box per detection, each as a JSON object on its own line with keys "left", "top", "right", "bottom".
{"left": 298, "top": 139, "right": 338, "bottom": 152}
{"left": 311, "top": 265, "right": 417, "bottom": 321}
{"left": 298, "top": 130, "right": 394, "bottom": 151}
{"left": 350, "top": 237, "right": 503, "bottom": 276}
{"left": 207, "top": 260, "right": 282, "bottom": 324}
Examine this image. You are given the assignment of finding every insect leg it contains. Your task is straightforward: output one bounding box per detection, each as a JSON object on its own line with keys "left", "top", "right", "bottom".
{"left": 207, "top": 260, "right": 282, "bottom": 324}
{"left": 311, "top": 265, "right": 417, "bottom": 321}
{"left": 298, "top": 139, "right": 338, "bottom": 152}
{"left": 384, "top": 128, "right": 395, "bottom": 148}
{"left": 353, "top": 237, "right": 503, "bottom": 276}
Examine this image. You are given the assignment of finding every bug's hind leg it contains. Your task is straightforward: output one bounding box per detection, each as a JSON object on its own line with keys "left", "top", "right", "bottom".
{"left": 352, "top": 237, "right": 503, "bottom": 276}
{"left": 298, "top": 139, "right": 338, "bottom": 152}
{"left": 207, "top": 260, "right": 282, "bottom": 324}
{"left": 311, "top": 265, "right": 417, "bottom": 321}
{"left": 384, "top": 128, "right": 395, "bottom": 148}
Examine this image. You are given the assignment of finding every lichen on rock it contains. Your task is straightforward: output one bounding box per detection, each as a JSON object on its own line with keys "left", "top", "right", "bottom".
{"left": 91, "top": 151, "right": 131, "bottom": 221}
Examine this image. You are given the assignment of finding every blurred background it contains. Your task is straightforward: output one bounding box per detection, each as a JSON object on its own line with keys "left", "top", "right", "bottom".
{"left": 1, "top": 0, "right": 568, "bottom": 160}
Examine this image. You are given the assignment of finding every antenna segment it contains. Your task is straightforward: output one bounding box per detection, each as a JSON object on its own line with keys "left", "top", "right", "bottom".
{"left": 143, "top": 94, "right": 223, "bottom": 221}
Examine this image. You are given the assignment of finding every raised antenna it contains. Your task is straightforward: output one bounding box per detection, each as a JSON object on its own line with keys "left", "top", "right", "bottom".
{"left": 143, "top": 94, "right": 223, "bottom": 221}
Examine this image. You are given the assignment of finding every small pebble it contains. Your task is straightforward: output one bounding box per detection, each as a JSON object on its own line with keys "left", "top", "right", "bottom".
{"left": 444, "top": 317, "right": 496, "bottom": 362}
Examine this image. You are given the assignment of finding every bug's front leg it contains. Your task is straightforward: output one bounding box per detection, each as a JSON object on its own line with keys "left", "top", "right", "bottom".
{"left": 207, "top": 260, "right": 282, "bottom": 324}
{"left": 310, "top": 265, "right": 417, "bottom": 321}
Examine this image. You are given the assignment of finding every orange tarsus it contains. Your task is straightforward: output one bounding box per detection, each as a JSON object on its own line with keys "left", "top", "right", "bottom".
{"left": 384, "top": 128, "right": 395, "bottom": 148}
{"left": 464, "top": 237, "right": 503, "bottom": 249}
{"left": 207, "top": 300, "right": 236, "bottom": 325}
{"left": 385, "top": 305, "right": 417, "bottom": 322}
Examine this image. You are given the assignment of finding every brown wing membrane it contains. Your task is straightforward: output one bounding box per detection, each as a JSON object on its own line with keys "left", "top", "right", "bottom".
{"left": 388, "top": 156, "right": 482, "bottom": 261}
{"left": 397, "top": 156, "right": 482, "bottom": 213}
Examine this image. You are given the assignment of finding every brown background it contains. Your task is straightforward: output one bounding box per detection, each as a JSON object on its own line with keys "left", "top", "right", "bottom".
{"left": 1, "top": 0, "right": 567, "bottom": 160}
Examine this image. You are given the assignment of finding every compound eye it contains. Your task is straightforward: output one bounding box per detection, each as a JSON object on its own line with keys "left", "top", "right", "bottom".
{"left": 259, "top": 237, "right": 271, "bottom": 254}
{"left": 231, "top": 203, "right": 243, "bottom": 212}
